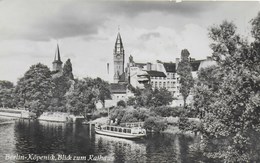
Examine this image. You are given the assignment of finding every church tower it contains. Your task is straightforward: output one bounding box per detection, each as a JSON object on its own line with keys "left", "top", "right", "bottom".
{"left": 113, "top": 32, "right": 125, "bottom": 83}
{"left": 52, "top": 44, "right": 63, "bottom": 72}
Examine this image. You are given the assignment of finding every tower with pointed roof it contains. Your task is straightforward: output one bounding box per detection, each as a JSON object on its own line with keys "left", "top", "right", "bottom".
{"left": 113, "top": 32, "right": 125, "bottom": 83}
{"left": 52, "top": 44, "right": 63, "bottom": 72}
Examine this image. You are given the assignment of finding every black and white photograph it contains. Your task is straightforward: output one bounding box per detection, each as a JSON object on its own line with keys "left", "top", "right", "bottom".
{"left": 0, "top": 0, "right": 260, "bottom": 162}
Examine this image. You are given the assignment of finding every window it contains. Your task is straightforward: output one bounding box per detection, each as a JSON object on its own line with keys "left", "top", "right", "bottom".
{"left": 163, "top": 82, "right": 166, "bottom": 87}
{"left": 159, "top": 82, "right": 162, "bottom": 87}
{"left": 155, "top": 82, "right": 157, "bottom": 87}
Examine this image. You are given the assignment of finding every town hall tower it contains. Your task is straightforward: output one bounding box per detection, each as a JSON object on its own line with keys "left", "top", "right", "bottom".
{"left": 113, "top": 32, "right": 125, "bottom": 83}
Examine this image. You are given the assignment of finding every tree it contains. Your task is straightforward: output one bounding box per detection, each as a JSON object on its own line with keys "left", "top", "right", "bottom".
{"left": 51, "top": 59, "right": 74, "bottom": 112}
{"left": 63, "top": 59, "right": 74, "bottom": 80}
{"left": 93, "top": 77, "right": 111, "bottom": 108}
{"left": 65, "top": 78, "right": 99, "bottom": 116}
{"left": 194, "top": 16, "right": 260, "bottom": 162}
{"left": 15, "top": 63, "right": 54, "bottom": 116}
{"left": 151, "top": 87, "right": 173, "bottom": 107}
{"left": 129, "top": 84, "right": 172, "bottom": 107}
{"left": 177, "top": 49, "right": 194, "bottom": 108}
{"left": 117, "top": 100, "right": 126, "bottom": 108}
{"left": 0, "top": 80, "right": 15, "bottom": 108}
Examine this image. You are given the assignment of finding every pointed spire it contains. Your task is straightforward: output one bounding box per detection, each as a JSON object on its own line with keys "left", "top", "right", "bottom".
{"left": 53, "top": 43, "right": 62, "bottom": 64}
{"left": 54, "top": 44, "right": 61, "bottom": 62}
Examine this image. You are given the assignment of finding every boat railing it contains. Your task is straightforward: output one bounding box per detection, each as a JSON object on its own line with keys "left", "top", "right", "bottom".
{"left": 96, "top": 124, "right": 146, "bottom": 135}
{"left": 120, "top": 122, "right": 144, "bottom": 128}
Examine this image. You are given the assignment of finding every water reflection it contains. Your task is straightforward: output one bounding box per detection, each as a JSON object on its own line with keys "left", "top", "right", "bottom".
{"left": 94, "top": 134, "right": 147, "bottom": 162}
{"left": 0, "top": 119, "right": 205, "bottom": 163}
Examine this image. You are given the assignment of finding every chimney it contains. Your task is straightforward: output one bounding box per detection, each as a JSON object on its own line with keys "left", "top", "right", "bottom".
{"left": 147, "top": 62, "right": 152, "bottom": 71}
{"left": 176, "top": 58, "right": 180, "bottom": 69}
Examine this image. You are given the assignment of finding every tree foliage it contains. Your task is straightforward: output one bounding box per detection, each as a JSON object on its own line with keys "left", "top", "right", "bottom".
{"left": 128, "top": 84, "right": 173, "bottom": 107}
{"left": 194, "top": 15, "right": 260, "bottom": 162}
{"left": 93, "top": 77, "right": 111, "bottom": 108}
{"left": 0, "top": 80, "right": 15, "bottom": 108}
{"left": 63, "top": 59, "right": 74, "bottom": 80}
{"left": 65, "top": 77, "right": 111, "bottom": 116}
{"left": 117, "top": 100, "right": 126, "bottom": 108}
{"left": 177, "top": 49, "right": 194, "bottom": 108}
{"left": 15, "top": 63, "right": 54, "bottom": 116}
{"left": 65, "top": 78, "right": 98, "bottom": 116}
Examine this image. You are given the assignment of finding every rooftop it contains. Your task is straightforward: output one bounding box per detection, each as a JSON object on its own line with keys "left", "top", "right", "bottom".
{"left": 146, "top": 71, "right": 166, "bottom": 77}
{"left": 110, "top": 83, "right": 127, "bottom": 94}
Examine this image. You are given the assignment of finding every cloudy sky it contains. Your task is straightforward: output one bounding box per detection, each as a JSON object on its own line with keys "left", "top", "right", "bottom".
{"left": 0, "top": 0, "right": 259, "bottom": 84}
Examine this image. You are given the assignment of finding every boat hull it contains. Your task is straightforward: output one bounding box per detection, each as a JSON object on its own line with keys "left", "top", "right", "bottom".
{"left": 95, "top": 129, "right": 146, "bottom": 139}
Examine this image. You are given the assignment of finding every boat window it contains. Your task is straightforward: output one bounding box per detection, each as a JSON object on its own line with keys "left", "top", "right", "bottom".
{"left": 111, "top": 127, "right": 114, "bottom": 131}
{"left": 123, "top": 129, "right": 126, "bottom": 133}
{"left": 115, "top": 128, "right": 117, "bottom": 132}
{"left": 127, "top": 129, "right": 131, "bottom": 133}
{"left": 119, "top": 128, "right": 122, "bottom": 132}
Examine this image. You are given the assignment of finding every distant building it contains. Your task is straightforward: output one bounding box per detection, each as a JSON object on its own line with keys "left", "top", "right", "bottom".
{"left": 52, "top": 44, "right": 63, "bottom": 72}
{"left": 126, "top": 55, "right": 215, "bottom": 98}
{"left": 108, "top": 31, "right": 216, "bottom": 107}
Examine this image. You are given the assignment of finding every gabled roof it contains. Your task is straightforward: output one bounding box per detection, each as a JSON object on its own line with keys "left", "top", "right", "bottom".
{"left": 163, "top": 62, "right": 176, "bottom": 73}
{"left": 146, "top": 71, "right": 166, "bottom": 77}
{"left": 110, "top": 83, "right": 127, "bottom": 94}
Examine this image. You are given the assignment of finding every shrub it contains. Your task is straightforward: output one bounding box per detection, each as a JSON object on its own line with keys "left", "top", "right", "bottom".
{"left": 117, "top": 100, "right": 126, "bottom": 108}
{"left": 178, "top": 116, "right": 189, "bottom": 131}
{"left": 127, "top": 97, "right": 136, "bottom": 106}
{"left": 150, "top": 106, "right": 183, "bottom": 117}
{"left": 144, "top": 116, "right": 167, "bottom": 132}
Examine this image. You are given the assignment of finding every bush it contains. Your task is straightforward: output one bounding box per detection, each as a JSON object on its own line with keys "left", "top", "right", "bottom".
{"left": 109, "top": 107, "right": 153, "bottom": 124}
{"left": 127, "top": 97, "right": 136, "bottom": 106}
{"left": 117, "top": 100, "right": 126, "bottom": 108}
{"left": 144, "top": 116, "right": 167, "bottom": 132}
{"left": 109, "top": 106, "right": 126, "bottom": 124}
{"left": 121, "top": 109, "right": 139, "bottom": 123}
{"left": 150, "top": 106, "right": 183, "bottom": 117}
{"left": 178, "top": 116, "right": 189, "bottom": 131}
{"left": 178, "top": 117, "right": 201, "bottom": 134}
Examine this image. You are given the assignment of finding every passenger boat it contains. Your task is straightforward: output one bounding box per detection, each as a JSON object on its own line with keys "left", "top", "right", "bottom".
{"left": 95, "top": 124, "right": 146, "bottom": 139}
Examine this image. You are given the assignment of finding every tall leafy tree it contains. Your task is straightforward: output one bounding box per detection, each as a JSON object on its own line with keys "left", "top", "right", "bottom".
{"left": 0, "top": 80, "right": 15, "bottom": 108}
{"left": 194, "top": 16, "right": 260, "bottom": 162}
{"left": 51, "top": 58, "right": 74, "bottom": 112}
{"left": 63, "top": 59, "right": 74, "bottom": 80}
{"left": 65, "top": 78, "right": 99, "bottom": 116}
{"left": 15, "top": 63, "right": 54, "bottom": 116}
{"left": 93, "top": 77, "right": 111, "bottom": 108}
{"left": 177, "top": 49, "right": 194, "bottom": 108}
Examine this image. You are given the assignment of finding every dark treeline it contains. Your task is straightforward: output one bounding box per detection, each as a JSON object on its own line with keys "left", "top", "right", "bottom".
{"left": 0, "top": 59, "right": 111, "bottom": 117}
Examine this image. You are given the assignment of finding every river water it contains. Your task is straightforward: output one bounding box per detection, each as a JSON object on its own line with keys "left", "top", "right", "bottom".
{"left": 0, "top": 118, "right": 209, "bottom": 163}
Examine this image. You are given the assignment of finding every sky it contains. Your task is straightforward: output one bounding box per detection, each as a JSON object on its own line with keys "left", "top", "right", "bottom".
{"left": 0, "top": 0, "right": 259, "bottom": 84}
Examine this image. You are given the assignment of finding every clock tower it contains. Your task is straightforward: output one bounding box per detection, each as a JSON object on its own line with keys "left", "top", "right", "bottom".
{"left": 113, "top": 32, "right": 125, "bottom": 83}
